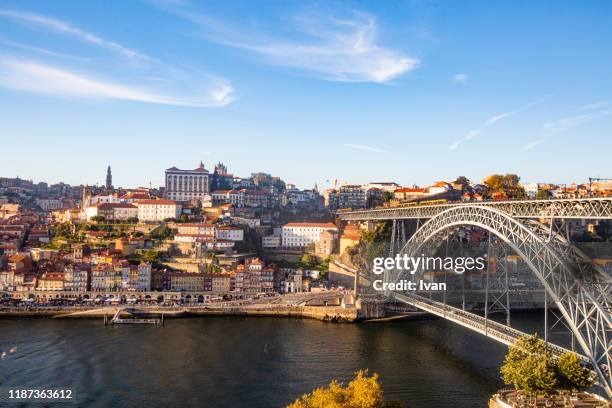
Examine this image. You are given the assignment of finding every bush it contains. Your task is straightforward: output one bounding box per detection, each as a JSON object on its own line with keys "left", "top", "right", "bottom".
{"left": 287, "top": 370, "right": 403, "bottom": 408}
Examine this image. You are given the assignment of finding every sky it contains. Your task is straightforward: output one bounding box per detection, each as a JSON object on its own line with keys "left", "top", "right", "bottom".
{"left": 0, "top": 0, "right": 611, "bottom": 190}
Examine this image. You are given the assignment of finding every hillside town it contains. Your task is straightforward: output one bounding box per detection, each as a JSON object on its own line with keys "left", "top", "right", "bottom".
{"left": 1, "top": 163, "right": 612, "bottom": 305}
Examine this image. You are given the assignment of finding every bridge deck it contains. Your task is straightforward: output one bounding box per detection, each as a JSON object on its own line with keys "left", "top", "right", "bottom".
{"left": 338, "top": 198, "right": 612, "bottom": 221}
{"left": 393, "top": 292, "right": 583, "bottom": 361}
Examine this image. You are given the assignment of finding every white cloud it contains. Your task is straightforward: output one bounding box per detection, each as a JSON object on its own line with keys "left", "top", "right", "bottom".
{"left": 169, "top": 8, "right": 418, "bottom": 83}
{"left": 0, "top": 9, "right": 150, "bottom": 60}
{"left": 542, "top": 109, "right": 611, "bottom": 133}
{"left": 453, "top": 73, "right": 468, "bottom": 83}
{"left": 344, "top": 143, "right": 386, "bottom": 153}
{"left": 450, "top": 95, "right": 550, "bottom": 150}
{"left": 523, "top": 140, "right": 542, "bottom": 150}
{"left": 578, "top": 101, "right": 609, "bottom": 111}
{"left": 0, "top": 57, "right": 234, "bottom": 107}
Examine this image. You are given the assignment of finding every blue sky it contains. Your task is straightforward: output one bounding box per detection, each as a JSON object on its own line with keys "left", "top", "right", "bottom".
{"left": 0, "top": 0, "right": 610, "bottom": 189}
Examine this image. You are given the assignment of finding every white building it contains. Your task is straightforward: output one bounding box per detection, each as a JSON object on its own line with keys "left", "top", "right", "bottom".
{"left": 165, "top": 162, "right": 210, "bottom": 202}
{"left": 262, "top": 235, "right": 281, "bottom": 249}
{"left": 35, "top": 198, "right": 63, "bottom": 211}
{"left": 136, "top": 199, "right": 181, "bottom": 222}
{"left": 215, "top": 226, "right": 244, "bottom": 241}
{"left": 281, "top": 222, "right": 338, "bottom": 248}
{"left": 211, "top": 190, "right": 244, "bottom": 206}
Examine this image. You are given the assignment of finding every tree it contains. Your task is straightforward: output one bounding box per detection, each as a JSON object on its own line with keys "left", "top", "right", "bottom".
{"left": 536, "top": 189, "right": 552, "bottom": 200}
{"left": 127, "top": 217, "right": 139, "bottom": 224}
{"left": 557, "top": 352, "right": 595, "bottom": 392}
{"left": 287, "top": 369, "right": 403, "bottom": 408}
{"left": 483, "top": 174, "right": 527, "bottom": 199}
{"left": 54, "top": 222, "right": 74, "bottom": 239}
{"left": 301, "top": 253, "right": 316, "bottom": 268}
{"left": 381, "top": 191, "right": 393, "bottom": 203}
{"left": 454, "top": 176, "right": 471, "bottom": 191}
{"left": 500, "top": 334, "right": 557, "bottom": 395}
{"left": 91, "top": 215, "right": 106, "bottom": 223}
{"left": 595, "top": 220, "right": 612, "bottom": 241}
{"left": 178, "top": 214, "right": 189, "bottom": 223}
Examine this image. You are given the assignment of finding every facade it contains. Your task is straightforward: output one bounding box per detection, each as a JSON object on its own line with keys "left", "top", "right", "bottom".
{"left": 211, "top": 190, "right": 243, "bottom": 206}
{"left": 63, "top": 265, "right": 90, "bottom": 292}
{"left": 393, "top": 187, "right": 427, "bottom": 201}
{"left": 165, "top": 162, "right": 210, "bottom": 202}
{"left": 177, "top": 224, "right": 215, "bottom": 236}
{"left": 86, "top": 203, "right": 138, "bottom": 221}
{"left": 167, "top": 273, "right": 204, "bottom": 291}
{"left": 36, "top": 272, "right": 64, "bottom": 291}
{"left": 235, "top": 258, "right": 277, "bottom": 293}
{"left": 136, "top": 199, "right": 181, "bottom": 222}
{"left": 281, "top": 222, "right": 338, "bottom": 248}
{"left": 314, "top": 230, "right": 337, "bottom": 257}
{"left": 215, "top": 226, "right": 244, "bottom": 241}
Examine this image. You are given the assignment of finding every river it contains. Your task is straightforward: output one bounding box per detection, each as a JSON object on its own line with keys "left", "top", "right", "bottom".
{"left": 0, "top": 315, "right": 544, "bottom": 407}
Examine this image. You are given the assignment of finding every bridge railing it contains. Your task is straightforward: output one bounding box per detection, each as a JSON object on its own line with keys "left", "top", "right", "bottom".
{"left": 394, "top": 292, "right": 579, "bottom": 360}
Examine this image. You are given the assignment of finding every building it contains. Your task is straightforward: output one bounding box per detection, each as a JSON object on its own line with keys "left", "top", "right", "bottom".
{"left": 36, "top": 272, "right": 65, "bottom": 291}
{"left": 262, "top": 235, "right": 281, "bottom": 249}
{"left": 235, "top": 258, "right": 277, "bottom": 293}
{"left": 63, "top": 265, "right": 90, "bottom": 292}
{"left": 167, "top": 273, "right": 204, "bottom": 291}
{"left": 91, "top": 265, "right": 122, "bottom": 291}
{"left": 136, "top": 199, "right": 181, "bottom": 222}
{"left": 165, "top": 162, "right": 210, "bottom": 202}
{"left": 215, "top": 226, "right": 244, "bottom": 241}
{"left": 393, "top": 187, "right": 427, "bottom": 201}
{"left": 85, "top": 203, "right": 138, "bottom": 221}
{"left": 35, "top": 198, "right": 63, "bottom": 211}
{"left": 211, "top": 190, "right": 244, "bottom": 206}
{"left": 315, "top": 230, "right": 337, "bottom": 257}
{"left": 105, "top": 165, "right": 113, "bottom": 190}
{"left": 177, "top": 223, "right": 215, "bottom": 236}
{"left": 281, "top": 222, "right": 338, "bottom": 248}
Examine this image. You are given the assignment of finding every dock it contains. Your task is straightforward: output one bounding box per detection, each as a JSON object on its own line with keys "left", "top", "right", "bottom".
{"left": 104, "top": 308, "right": 163, "bottom": 325}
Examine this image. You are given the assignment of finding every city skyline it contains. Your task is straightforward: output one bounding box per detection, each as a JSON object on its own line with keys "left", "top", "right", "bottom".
{"left": 1, "top": 1, "right": 611, "bottom": 188}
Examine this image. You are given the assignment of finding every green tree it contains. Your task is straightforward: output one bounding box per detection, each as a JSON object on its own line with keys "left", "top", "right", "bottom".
{"left": 500, "top": 334, "right": 557, "bottom": 395}
{"left": 91, "top": 215, "right": 106, "bottom": 223}
{"left": 381, "top": 191, "right": 393, "bottom": 203}
{"left": 536, "top": 189, "right": 552, "bottom": 200}
{"left": 595, "top": 220, "right": 612, "bottom": 241}
{"left": 54, "top": 222, "right": 74, "bottom": 239}
{"left": 287, "top": 369, "right": 403, "bottom": 408}
{"left": 454, "top": 176, "right": 471, "bottom": 190}
{"left": 301, "top": 253, "right": 316, "bottom": 268}
{"left": 178, "top": 214, "right": 190, "bottom": 223}
{"left": 556, "top": 352, "right": 595, "bottom": 392}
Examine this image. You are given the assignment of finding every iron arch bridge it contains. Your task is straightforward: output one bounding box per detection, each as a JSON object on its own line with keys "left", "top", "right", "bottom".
{"left": 338, "top": 199, "right": 612, "bottom": 397}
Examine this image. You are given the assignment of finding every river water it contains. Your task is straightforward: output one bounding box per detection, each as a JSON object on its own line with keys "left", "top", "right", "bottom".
{"left": 0, "top": 315, "right": 543, "bottom": 408}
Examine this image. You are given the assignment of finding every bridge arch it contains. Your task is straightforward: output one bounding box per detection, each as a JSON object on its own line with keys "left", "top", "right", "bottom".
{"left": 391, "top": 205, "right": 611, "bottom": 396}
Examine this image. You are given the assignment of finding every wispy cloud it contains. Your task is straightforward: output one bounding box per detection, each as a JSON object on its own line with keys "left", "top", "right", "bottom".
{"left": 344, "top": 143, "right": 386, "bottom": 153}
{"left": 578, "top": 101, "right": 609, "bottom": 111}
{"left": 0, "top": 57, "right": 234, "bottom": 107}
{"left": 0, "top": 9, "right": 235, "bottom": 108}
{"left": 450, "top": 95, "right": 550, "bottom": 150}
{"left": 161, "top": 6, "right": 418, "bottom": 83}
{"left": 0, "top": 9, "right": 150, "bottom": 60}
{"left": 542, "top": 109, "right": 611, "bottom": 133}
{"left": 453, "top": 73, "right": 468, "bottom": 83}
{"left": 523, "top": 140, "right": 542, "bottom": 151}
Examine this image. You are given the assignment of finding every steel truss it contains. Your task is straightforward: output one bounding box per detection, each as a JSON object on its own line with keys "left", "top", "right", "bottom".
{"left": 338, "top": 198, "right": 612, "bottom": 221}
{"left": 384, "top": 205, "right": 612, "bottom": 397}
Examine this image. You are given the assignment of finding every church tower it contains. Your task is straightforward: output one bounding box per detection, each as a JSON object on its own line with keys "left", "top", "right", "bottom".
{"left": 105, "top": 165, "right": 113, "bottom": 190}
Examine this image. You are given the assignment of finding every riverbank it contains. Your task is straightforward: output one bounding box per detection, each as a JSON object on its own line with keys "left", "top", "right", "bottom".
{"left": 0, "top": 305, "right": 361, "bottom": 323}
